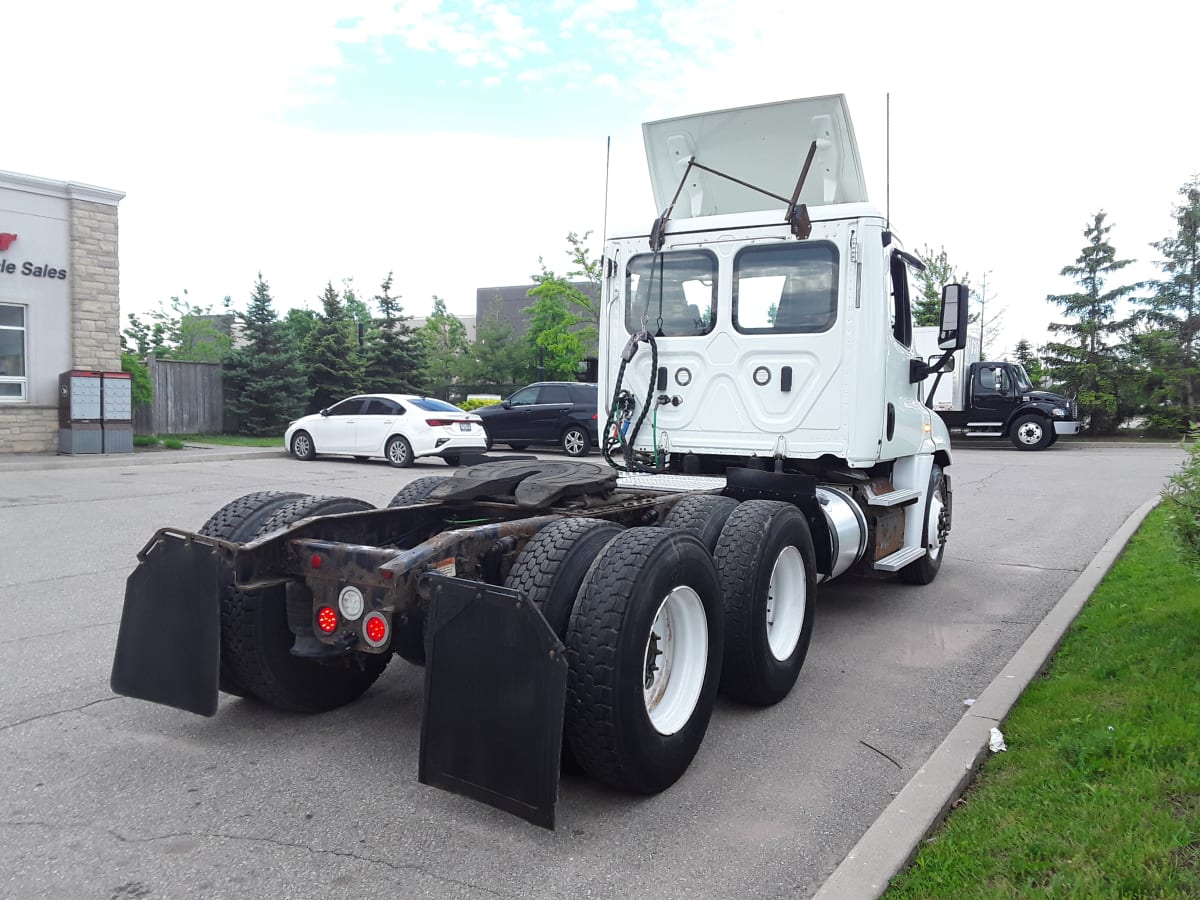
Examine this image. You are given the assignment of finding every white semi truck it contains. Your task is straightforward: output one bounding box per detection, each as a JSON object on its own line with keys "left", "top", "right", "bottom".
{"left": 912, "top": 326, "right": 1081, "bottom": 450}
{"left": 110, "top": 94, "right": 968, "bottom": 829}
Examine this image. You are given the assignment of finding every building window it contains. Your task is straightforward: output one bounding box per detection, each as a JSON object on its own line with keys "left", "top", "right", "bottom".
{"left": 0, "top": 304, "right": 27, "bottom": 401}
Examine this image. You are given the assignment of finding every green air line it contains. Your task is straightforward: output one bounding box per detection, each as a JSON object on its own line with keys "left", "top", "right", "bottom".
{"left": 652, "top": 402, "right": 659, "bottom": 467}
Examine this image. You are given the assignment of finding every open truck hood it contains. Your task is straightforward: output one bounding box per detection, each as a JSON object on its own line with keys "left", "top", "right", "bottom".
{"left": 642, "top": 94, "right": 867, "bottom": 218}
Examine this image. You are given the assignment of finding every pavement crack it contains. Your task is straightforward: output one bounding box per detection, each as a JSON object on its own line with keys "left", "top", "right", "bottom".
{"left": 0, "top": 696, "right": 121, "bottom": 733}
{"left": 953, "top": 556, "right": 1082, "bottom": 573}
{"left": 0, "top": 620, "right": 119, "bottom": 648}
{"left": 859, "top": 739, "right": 902, "bottom": 769}
{"left": 0, "top": 820, "right": 513, "bottom": 896}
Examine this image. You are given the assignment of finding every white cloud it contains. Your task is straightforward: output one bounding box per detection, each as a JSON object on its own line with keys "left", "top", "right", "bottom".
{"left": 3, "top": 0, "right": 1195, "bottom": 363}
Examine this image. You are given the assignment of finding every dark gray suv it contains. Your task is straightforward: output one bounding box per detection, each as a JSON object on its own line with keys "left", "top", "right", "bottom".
{"left": 475, "top": 382, "right": 599, "bottom": 456}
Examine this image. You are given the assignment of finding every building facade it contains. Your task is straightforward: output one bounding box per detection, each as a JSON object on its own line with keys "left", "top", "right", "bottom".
{"left": 0, "top": 170, "right": 124, "bottom": 453}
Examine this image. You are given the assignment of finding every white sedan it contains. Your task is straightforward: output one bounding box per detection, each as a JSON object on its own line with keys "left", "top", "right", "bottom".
{"left": 284, "top": 394, "right": 487, "bottom": 467}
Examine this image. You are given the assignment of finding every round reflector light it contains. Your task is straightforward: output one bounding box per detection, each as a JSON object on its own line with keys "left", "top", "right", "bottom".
{"left": 316, "top": 606, "right": 338, "bottom": 634}
{"left": 363, "top": 612, "right": 389, "bottom": 647}
{"left": 338, "top": 585, "right": 365, "bottom": 621}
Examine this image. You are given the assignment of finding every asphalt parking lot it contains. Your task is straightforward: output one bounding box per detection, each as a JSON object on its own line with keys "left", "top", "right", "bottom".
{"left": 0, "top": 441, "right": 1186, "bottom": 899}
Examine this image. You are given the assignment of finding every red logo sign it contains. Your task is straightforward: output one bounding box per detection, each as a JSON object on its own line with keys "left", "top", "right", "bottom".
{"left": 0, "top": 233, "right": 16, "bottom": 251}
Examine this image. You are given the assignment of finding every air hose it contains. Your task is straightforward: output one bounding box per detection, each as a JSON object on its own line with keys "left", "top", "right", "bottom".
{"left": 601, "top": 329, "right": 664, "bottom": 473}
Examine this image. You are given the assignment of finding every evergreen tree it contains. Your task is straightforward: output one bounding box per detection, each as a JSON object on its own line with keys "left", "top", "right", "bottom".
{"left": 417, "top": 297, "right": 470, "bottom": 397}
{"left": 1042, "top": 211, "right": 1137, "bottom": 433}
{"left": 223, "top": 274, "right": 309, "bottom": 435}
{"left": 459, "top": 300, "right": 537, "bottom": 389}
{"left": 912, "top": 245, "right": 970, "bottom": 326}
{"left": 306, "top": 282, "right": 361, "bottom": 413}
{"left": 1136, "top": 177, "right": 1200, "bottom": 422}
{"left": 361, "top": 272, "right": 426, "bottom": 394}
{"left": 1011, "top": 338, "right": 1046, "bottom": 386}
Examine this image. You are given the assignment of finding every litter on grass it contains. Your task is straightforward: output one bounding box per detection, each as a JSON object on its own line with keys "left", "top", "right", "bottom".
{"left": 988, "top": 727, "right": 1007, "bottom": 753}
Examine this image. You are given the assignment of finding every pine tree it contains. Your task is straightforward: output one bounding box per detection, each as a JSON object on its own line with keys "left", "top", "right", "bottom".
{"left": 459, "top": 300, "right": 537, "bottom": 389}
{"left": 306, "top": 282, "right": 361, "bottom": 413}
{"left": 912, "top": 245, "right": 970, "bottom": 326}
{"left": 417, "top": 297, "right": 470, "bottom": 398}
{"left": 223, "top": 274, "right": 309, "bottom": 435}
{"left": 1042, "top": 211, "right": 1137, "bottom": 433}
{"left": 1011, "top": 338, "right": 1046, "bottom": 386}
{"left": 1136, "top": 178, "right": 1200, "bottom": 422}
{"left": 360, "top": 273, "right": 426, "bottom": 394}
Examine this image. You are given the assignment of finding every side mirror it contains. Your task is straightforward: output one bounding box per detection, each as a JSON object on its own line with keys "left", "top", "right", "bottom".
{"left": 320, "top": 408, "right": 330, "bottom": 417}
{"left": 502, "top": 399, "right": 512, "bottom": 409}
{"left": 929, "top": 354, "right": 955, "bottom": 373}
{"left": 939, "top": 283, "right": 970, "bottom": 351}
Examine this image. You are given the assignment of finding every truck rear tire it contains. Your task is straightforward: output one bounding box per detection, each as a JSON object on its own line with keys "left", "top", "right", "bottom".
{"left": 1011, "top": 414, "right": 1052, "bottom": 450}
{"left": 223, "top": 494, "right": 391, "bottom": 713}
{"left": 565, "top": 528, "right": 723, "bottom": 794}
{"left": 662, "top": 494, "right": 740, "bottom": 553}
{"left": 505, "top": 517, "right": 624, "bottom": 639}
{"left": 198, "top": 491, "right": 305, "bottom": 698}
{"left": 713, "top": 500, "right": 816, "bottom": 706}
{"left": 386, "top": 476, "right": 449, "bottom": 507}
{"left": 900, "top": 465, "right": 948, "bottom": 585}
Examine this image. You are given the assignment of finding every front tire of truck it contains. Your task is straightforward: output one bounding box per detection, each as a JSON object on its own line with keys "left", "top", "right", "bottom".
{"left": 199, "top": 491, "right": 306, "bottom": 698}
{"left": 1011, "top": 414, "right": 1052, "bottom": 450}
{"left": 565, "top": 528, "right": 723, "bottom": 794}
{"left": 713, "top": 500, "right": 816, "bottom": 706}
{"left": 899, "top": 465, "right": 948, "bottom": 585}
{"left": 223, "top": 494, "right": 391, "bottom": 713}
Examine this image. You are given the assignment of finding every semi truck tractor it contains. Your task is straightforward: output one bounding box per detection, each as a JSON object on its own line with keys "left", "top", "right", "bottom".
{"left": 913, "top": 326, "right": 1081, "bottom": 450}
{"left": 110, "top": 94, "right": 968, "bottom": 828}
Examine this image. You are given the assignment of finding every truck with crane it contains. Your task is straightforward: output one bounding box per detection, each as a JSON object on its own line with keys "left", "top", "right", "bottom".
{"left": 110, "top": 94, "right": 968, "bottom": 829}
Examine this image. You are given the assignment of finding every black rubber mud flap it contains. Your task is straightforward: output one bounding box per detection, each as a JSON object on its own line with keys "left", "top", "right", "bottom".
{"left": 110, "top": 533, "right": 221, "bottom": 717}
{"left": 419, "top": 574, "right": 567, "bottom": 829}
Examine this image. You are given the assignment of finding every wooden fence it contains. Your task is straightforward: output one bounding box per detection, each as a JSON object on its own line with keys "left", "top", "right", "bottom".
{"left": 133, "top": 357, "right": 223, "bottom": 435}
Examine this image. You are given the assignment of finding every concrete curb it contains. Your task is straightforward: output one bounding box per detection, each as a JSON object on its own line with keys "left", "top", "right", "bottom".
{"left": 0, "top": 447, "right": 285, "bottom": 472}
{"left": 812, "top": 494, "right": 1161, "bottom": 900}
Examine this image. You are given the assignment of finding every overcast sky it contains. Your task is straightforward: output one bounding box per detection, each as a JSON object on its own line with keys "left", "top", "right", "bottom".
{"left": 6, "top": 0, "right": 1197, "bottom": 358}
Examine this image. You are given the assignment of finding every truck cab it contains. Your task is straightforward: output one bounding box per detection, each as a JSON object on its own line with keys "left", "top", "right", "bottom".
{"left": 914, "top": 327, "right": 1080, "bottom": 450}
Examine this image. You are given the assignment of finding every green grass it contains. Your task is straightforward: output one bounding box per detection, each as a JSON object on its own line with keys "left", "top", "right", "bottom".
{"left": 174, "top": 433, "right": 282, "bottom": 447}
{"left": 887, "top": 505, "right": 1200, "bottom": 898}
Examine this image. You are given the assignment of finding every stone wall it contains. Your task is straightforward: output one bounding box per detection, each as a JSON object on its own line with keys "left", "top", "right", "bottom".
{"left": 0, "top": 406, "right": 57, "bottom": 452}
{"left": 68, "top": 199, "right": 121, "bottom": 371}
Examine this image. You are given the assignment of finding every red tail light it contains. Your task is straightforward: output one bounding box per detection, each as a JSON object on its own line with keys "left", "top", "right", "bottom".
{"left": 591, "top": 413, "right": 598, "bottom": 420}
{"left": 363, "top": 612, "right": 389, "bottom": 647}
{"left": 316, "top": 606, "right": 338, "bottom": 634}
{"left": 426, "top": 418, "right": 474, "bottom": 427}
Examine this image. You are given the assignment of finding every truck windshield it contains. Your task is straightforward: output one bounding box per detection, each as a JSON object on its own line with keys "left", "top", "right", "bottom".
{"left": 626, "top": 251, "right": 717, "bottom": 336}
{"left": 1012, "top": 364, "right": 1034, "bottom": 391}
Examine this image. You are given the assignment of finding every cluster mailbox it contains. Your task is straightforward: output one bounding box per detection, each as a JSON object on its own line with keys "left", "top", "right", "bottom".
{"left": 58, "top": 370, "right": 134, "bottom": 454}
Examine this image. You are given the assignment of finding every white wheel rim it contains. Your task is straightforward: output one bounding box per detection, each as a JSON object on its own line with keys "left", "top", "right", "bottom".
{"left": 1018, "top": 422, "right": 1042, "bottom": 444}
{"left": 389, "top": 440, "right": 407, "bottom": 463}
{"left": 295, "top": 435, "right": 310, "bottom": 456}
{"left": 766, "top": 546, "right": 806, "bottom": 661}
{"left": 564, "top": 430, "right": 585, "bottom": 454}
{"left": 927, "top": 485, "right": 946, "bottom": 560}
{"left": 642, "top": 586, "right": 708, "bottom": 736}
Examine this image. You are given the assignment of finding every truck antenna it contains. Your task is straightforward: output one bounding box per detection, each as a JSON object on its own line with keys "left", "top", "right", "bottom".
{"left": 886, "top": 92, "right": 890, "bottom": 232}
{"left": 602, "top": 135, "right": 611, "bottom": 255}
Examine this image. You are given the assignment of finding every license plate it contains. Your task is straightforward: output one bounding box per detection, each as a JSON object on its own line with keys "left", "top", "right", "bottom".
{"left": 459, "top": 423, "right": 472, "bottom": 432}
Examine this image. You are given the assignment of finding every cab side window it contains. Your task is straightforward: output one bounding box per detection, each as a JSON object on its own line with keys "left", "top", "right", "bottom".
{"left": 540, "top": 385, "right": 570, "bottom": 404}
{"left": 889, "top": 253, "right": 912, "bottom": 348}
